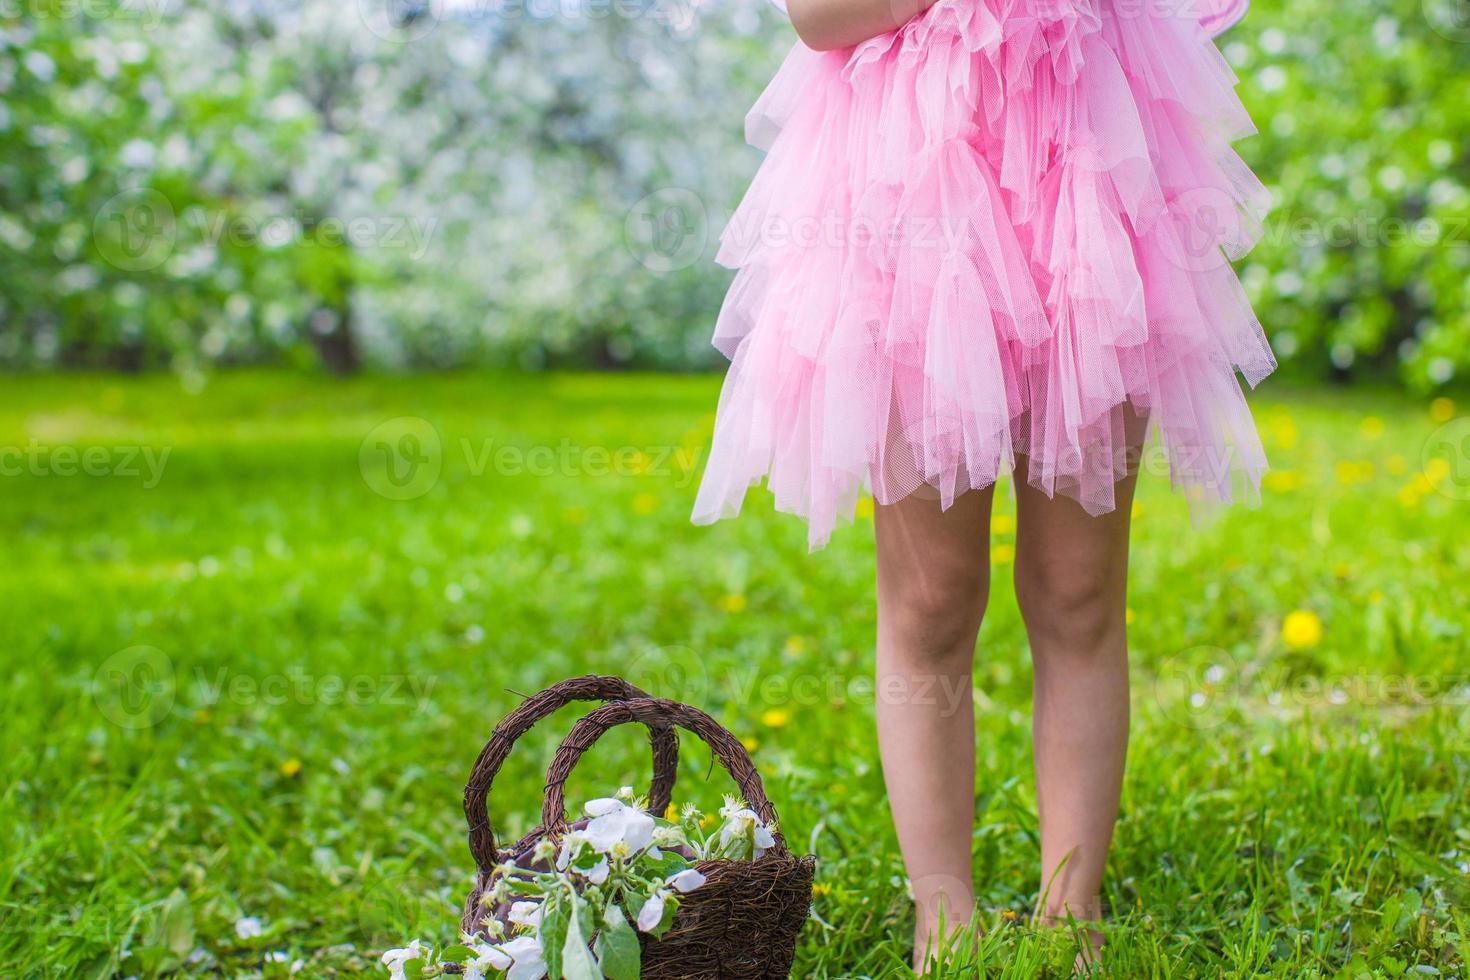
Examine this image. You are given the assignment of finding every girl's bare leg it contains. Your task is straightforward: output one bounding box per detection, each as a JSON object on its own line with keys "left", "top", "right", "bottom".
{"left": 873, "top": 486, "right": 993, "bottom": 969}
{"left": 1012, "top": 420, "right": 1146, "bottom": 966}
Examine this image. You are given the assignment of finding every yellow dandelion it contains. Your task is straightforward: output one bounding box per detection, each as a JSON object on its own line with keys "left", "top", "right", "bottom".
{"left": 718, "top": 593, "right": 748, "bottom": 613}
{"left": 1398, "top": 486, "right": 1422, "bottom": 509}
{"left": 1332, "top": 563, "right": 1352, "bottom": 579}
{"left": 1368, "top": 590, "right": 1384, "bottom": 605}
{"left": 739, "top": 735, "right": 759, "bottom": 752}
{"left": 992, "top": 514, "right": 1016, "bottom": 534}
{"left": 665, "top": 802, "right": 679, "bottom": 821}
{"left": 783, "top": 635, "right": 805, "bottom": 655}
{"left": 1333, "top": 461, "right": 1374, "bottom": 485}
{"left": 1263, "top": 469, "right": 1303, "bottom": 493}
{"left": 1359, "top": 416, "right": 1384, "bottom": 439}
{"left": 1385, "top": 454, "right": 1407, "bottom": 475}
{"left": 1430, "top": 397, "right": 1455, "bottom": 423}
{"left": 811, "top": 882, "right": 832, "bottom": 898}
{"left": 280, "top": 758, "right": 302, "bottom": 778}
{"left": 761, "top": 708, "right": 791, "bottom": 728}
{"left": 699, "top": 813, "right": 716, "bottom": 830}
{"left": 1131, "top": 501, "right": 1142, "bottom": 521}
{"left": 632, "top": 492, "right": 658, "bottom": 515}
{"left": 991, "top": 543, "right": 1015, "bottom": 564}
{"left": 1425, "top": 457, "right": 1452, "bottom": 486}
{"left": 1280, "top": 610, "right": 1323, "bottom": 651}
{"left": 1270, "top": 416, "right": 1299, "bottom": 451}
{"left": 1125, "top": 608, "right": 1136, "bottom": 626}
{"left": 854, "top": 496, "right": 875, "bottom": 520}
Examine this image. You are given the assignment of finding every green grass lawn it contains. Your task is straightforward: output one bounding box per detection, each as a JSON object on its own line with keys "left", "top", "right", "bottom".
{"left": 1, "top": 370, "right": 1466, "bottom": 979}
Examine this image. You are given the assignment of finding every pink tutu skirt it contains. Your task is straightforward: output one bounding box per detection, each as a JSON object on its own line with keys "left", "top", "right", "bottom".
{"left": 691, "top": 0, "right": 1276, "bottom": 549}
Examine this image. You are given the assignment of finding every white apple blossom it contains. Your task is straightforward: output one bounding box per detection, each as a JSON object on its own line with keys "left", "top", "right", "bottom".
{"left": 636, "top": 888, "right": 671, "bottom": 932}
{"left": 380, "top": 939, "right": 426, "bottom": 980}
{"left": 463, "top": 941, "right": 512, "bottom": 980}
{"left": 499, "top": 935, "right": 547, "bottom": 980}
{"left": 508, "top": 901, "right": 542, "bottom": 929}
{"left": 555, "top": 830, "right": 589, "bottom": 871}
{"left": 717, "top": 796, "right": 777, "bottom": 859}
{"left": 666, "top": 868, "right": 707, "bottom": 893}
{"left": 582, "top": 797, "right": 655, "bottom": 853}
{"left": 581, "top": 856, "right": 610, "bottom": 884}
{"left": 718, "top": 796, "right": 747, "bottom": 822}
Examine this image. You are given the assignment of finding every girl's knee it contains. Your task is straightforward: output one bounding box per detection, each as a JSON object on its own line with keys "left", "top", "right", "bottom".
{"left": 880, "top": 565, "right": 989, "bottom": 663}
{"left": 1013, "top": 559, "right": 1124, "bottom": 652}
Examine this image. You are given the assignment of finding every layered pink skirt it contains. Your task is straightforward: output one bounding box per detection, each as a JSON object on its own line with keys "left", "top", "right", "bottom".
{"left": 691, "top": 0, "right": 1275, "bottom": 549}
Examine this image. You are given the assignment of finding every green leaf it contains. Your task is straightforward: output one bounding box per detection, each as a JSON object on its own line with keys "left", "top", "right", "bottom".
{"left": 438, "top": 944, "right": 475, "bottom": 964}
{"left": 539, "top": 895, "right": 570, "bottom": 980}
{"left": 503, "top": 877, "right": 543, "bottom": 895}
{"left": 561, "top": 901, "right": 602, "bottom": 980}
{"left": 644, "top": 850, "right": 691, "bottom": 879}
{"left": 620, "top": 891, "right": 643, "bottom": 930}
{"left": 594, "top": 904, "right": 641, "bottom": 980}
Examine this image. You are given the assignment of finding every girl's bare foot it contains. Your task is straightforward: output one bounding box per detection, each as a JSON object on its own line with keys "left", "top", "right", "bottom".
{"left": 912, "top": 913, "right": 979, "bottom": 975}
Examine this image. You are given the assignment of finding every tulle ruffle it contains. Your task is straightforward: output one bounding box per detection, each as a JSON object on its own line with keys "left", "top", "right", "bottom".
{"left": 694, "top": 0, "right": 1275, "bottom": 549}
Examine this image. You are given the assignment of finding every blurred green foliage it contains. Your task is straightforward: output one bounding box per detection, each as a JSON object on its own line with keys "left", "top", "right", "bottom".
{"left": 1, "top": 0, "right": 1467, "bottom": 388}
{"left": 1232, "top": 0, "right": 1470, "bottom": 390}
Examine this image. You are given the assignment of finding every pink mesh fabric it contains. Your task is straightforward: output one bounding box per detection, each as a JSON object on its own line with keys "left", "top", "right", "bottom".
{"left": 695, "top": 0, "right": 1273, "bottom": 549}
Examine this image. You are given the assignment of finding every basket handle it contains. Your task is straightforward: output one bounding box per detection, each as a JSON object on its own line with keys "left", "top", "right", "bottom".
{"left": 464, "top": 675, "right": 678, "bottom": 870}
{"left": 540, "top": 697, "right": 790, "bottom": 858}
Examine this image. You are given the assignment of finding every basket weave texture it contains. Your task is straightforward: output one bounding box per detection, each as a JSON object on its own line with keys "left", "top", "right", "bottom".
{"left": 461, "top": 675, "right": 815, "bottom": 979}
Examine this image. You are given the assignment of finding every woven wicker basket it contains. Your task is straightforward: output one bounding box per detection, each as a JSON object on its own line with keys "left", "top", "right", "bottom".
{"left": 461, "top": 676, "right": 815, "bottom": 979}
